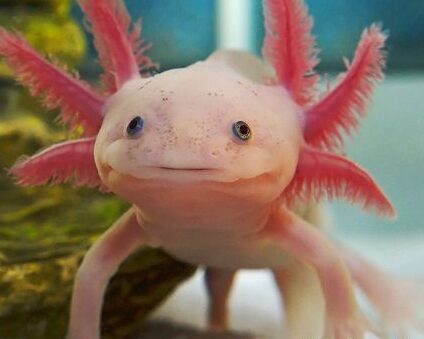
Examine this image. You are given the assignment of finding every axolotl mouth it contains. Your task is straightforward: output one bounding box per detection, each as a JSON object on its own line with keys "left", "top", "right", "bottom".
{"left": 102, "top": 164, "right": 235, "bottom": 185}
{"left": 145, "top": 166, "right": 223, "bottom": 177}
{"left": 158, "top": 167, "right": 214, "bottom": 171}
{"left": 148, "top": 167, "right": 224, "bottom": 180}
{"left": 102, "top": 162, "right": 283, "bottom": 206}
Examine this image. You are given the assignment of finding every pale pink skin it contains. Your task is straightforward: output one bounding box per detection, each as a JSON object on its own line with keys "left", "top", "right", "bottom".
{"left": 96, "top": 53, "right": 302, "bottom": 269}
{"left": 68, "top": 52, "right": 366, "bottom": 339}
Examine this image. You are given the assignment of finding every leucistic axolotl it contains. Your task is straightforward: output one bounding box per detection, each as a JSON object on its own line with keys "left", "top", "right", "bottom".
{"left": 1, "top": 0, "right": 424, "bottom": 338}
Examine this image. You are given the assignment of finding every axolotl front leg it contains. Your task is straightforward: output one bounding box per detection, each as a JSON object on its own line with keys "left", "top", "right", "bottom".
{"left": 266, "top": 205, "right": 370, "bottom": 339}
{"left": 203, "top": 204, "right": 370, "bottom": 339}
{"left": 67, "top": 208, "right": 145, "bottom": 339}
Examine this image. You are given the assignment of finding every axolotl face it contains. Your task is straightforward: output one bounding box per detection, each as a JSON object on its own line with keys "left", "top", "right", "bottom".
{"left": 94, "top": 57, "right": 302, "bottom": 228}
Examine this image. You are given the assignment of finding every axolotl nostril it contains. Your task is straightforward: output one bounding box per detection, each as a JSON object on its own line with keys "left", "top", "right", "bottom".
{"left": 1, "top": 0, "right": 423, "bottom": 338}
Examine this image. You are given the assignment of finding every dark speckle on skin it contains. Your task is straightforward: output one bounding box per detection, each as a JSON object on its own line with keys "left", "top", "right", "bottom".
{"left": 276, "top": 138, "right": 285, "bottom": 145}
{"left": 157, "top": 121, "right": 178, "bottom": 147}
{"left": 159, "top": 89, "right": 173, "bottom": 103}
{"left": 224, "top": 142, "right": 233, "bottom": 152}
{"left": 126, "top": 148, "right": 136, "bottom": 161}
{"left": 189, "top": 137, "right": 203, "bottom": 148}
{"left": 138, "top": 79, "right": 153, "bottom": 91}
{"left": 236, "top": 79, "right": 260, "bottom": 97}
{"left": 207, "top": 91, "right": 224, "bottom": 97}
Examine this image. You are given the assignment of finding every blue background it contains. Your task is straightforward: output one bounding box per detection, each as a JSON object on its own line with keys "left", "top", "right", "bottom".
{"left": 72, "top": 0, "right": 424, "bottom": 71}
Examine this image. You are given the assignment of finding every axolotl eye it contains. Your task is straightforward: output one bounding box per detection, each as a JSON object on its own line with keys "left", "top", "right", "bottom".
{"left": 126, "top": 116, "right": 144, "bottom": 138}
{"left": 233, "top": 121, "right": 252, "bottom": 141}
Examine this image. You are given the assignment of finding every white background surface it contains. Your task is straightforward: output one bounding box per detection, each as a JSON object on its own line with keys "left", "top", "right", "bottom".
{"left": 152, "top": 233, "right": 424, "bottom": 338}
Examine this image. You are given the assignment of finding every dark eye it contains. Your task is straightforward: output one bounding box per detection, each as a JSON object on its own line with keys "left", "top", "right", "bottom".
{"left": 233, "top": 121, "right": 252, "bottom": 141}
{"left": 126, "top": 116, "right": 144, "bottom": 138}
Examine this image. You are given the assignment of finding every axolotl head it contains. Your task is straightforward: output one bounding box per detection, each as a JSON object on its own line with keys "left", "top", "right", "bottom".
{"left": 94, "top": 53, "right": 303, "bottom": 223}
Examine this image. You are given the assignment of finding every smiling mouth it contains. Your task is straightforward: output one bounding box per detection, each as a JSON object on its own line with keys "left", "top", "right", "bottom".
{"left": 106, "top": 166, "right": 224, "bottom": 185}
{"left": 158, "top": 167, "right": 213, "bottom": 171}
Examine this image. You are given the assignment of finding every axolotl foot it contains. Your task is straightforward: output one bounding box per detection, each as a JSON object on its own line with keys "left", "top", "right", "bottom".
{"left": 324, "top": 311, "right": 379, "bottom": 339}
{"left": 376, "top": 278, "right": 424, "bottom": 337}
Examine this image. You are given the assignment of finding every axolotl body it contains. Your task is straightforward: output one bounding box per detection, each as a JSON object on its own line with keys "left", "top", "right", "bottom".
{"left": 98, "top": 53, "right": 301, "bottom": 270}
{"left": 1, "top": 0, "right": 423, "bottom": 338}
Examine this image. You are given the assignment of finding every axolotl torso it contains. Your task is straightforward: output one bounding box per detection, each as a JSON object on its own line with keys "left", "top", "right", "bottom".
{"left": 96, "top": 52, "right": 300, "bottom": 270}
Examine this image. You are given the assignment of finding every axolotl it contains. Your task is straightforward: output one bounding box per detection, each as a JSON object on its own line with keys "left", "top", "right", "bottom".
{"left": 1, "top": 0, "right": 423, "bottom": 338}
